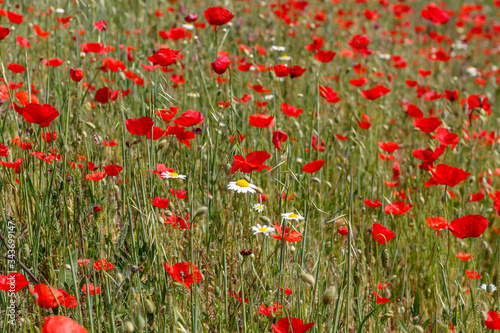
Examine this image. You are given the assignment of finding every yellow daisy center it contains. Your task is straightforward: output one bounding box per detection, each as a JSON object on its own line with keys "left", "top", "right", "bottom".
{"left": 169, "top": 172, "right": 179, "bottom": 178}
{"left": 259, "top": 227, "right": 268, "bottom": 232}
{"left": 289, "top": 213, "right": 298, "bottom": 218}
{"left": 235, "top": 179, "right": 249, "bottom": 187}
{"left": 256, "top": 205, "right": 263, "bottom": 209}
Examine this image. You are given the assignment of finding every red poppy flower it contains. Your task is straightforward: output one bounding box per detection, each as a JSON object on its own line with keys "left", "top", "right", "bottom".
{"left": 42, "top": 58, "right": 64, "bottom": 67}
{"left": 249, "top": 114, "right": 275, "bottom": 127}
{"left": 338, "top": 227, "right": 349, "bottom": 235}
{"left": 204, "top": 7, "right": 234, "bottom": 26}
{"left": 273, "top": 130, "right": 288, "bottom": 151}
{"left": 7, "top": 11, "right": 24, "bottom": 24}
{"left": 434, "top": 128, "right": 459, "bottom": 149}
{"left": 302, "top": 160, "right": 325, "bottom": 173}
{"left": 372, "top": 223, "right": 395, "bottom": 244}
{"left": 373, "top": 291, "right": 390, "bottom": 304}
{"left": 319, "top": 85, "right": 340, "bottom": 103}
{"left": 494, "top": 198, "right": 500, "bottom": 217}
{"left": 151, "top": 197, "right": 169, "bottom": 208}
{"left": 247, "top": 83, "right": 270, "bottom": 93}
{"left": 103, "top": 165, "right": 123, "bottom": 176}
{"left": 349, "top": 77, "right": 368, "bottom": 87}
{"left": 211, "top": 55, "right": 230, "bottom": 74}
{"left": 314, "top": 50, "right": 336, "bottom": 63}
{"left": 364, "top": 199, "right": 382, "bottom": 208}
{"left": 82, "top": 284, "right": 101, "bottom": 295}
{"left": 231, "top": 151, "right": 271, "bottom": 174}
{"left": 444, "top": 89, "right": 459, "bottom": 101}
{"left": 259, "top": 302, "right": 283, "bottom": 317}
{"left": 281, "top": 103, "right": 303, "bottom": 118}
{"left": 448, "top": 214, "right": 489, "bottom": 239}
{"left": 185, "top": 13, "right": 198, "bottom": 22}
{"left": 8, "top": 63, "right": 25, "bottom": 73}
{"left": 93, "top": 259, "right": 114, "bottom": 271}
{"left": 421, "top": 3, "right": 451, "bottom": 25}
{"left": 42, "top": 316, "right": 88, "bottom": 333}
{"left": 125, "top": 117, "right": 154, "bottom": 136}
{"left": 102, "top": 57, "right": 126, "bottom": 72}
{"left": 156, "top": 107, "right": 178, "bottom": 122}
{"left": 80, "top": 43, "right": 104, "bottom": 54}
{"left": 271, "top": 317, "right": 315, "bottom": 333}
{"left": 486, "top": 311, "right": 500, "bottom": 330}
{"left": 22, "top": 103, "right": 59, "bottom": 127}
{"left": 0, "top": 273, "right": 30, "bottom": 292}
{"left": 163, "top": 262, "right": 202, "bottom": 290}
{"left": 425, "top": 216, "right": 448, "bottom": 231}
{"left": 465, "top": 270, "right": 482, "bottom": 280}
{"left": 357, "top": 121, "right": 371, "bottom": 129}
{"left": 456, "top": 253, "right": 473, "bottom": 261}
{"left": 378, "top": 141, "right": 400, "bottom": 153}
{"left": 430, "top": 164, "right": 470, "bottom": 187}
{"left": 405, "top": 104, "right": 423, "bottom": 118}
{"left": 271, "top": 224, "right": 302, "bottom": 242}
{"left": 0, "top": 26, "right": 11, "bottom": 41}
{"left": 385, "top": 201, "right": 412, "bottom": 215}
{"left": 413, "top": 117, "right": 442, "bottom": 133}
{"left": 86, "top": 171, "right": 107, "bottom": 181}
{"left": 360, "top": 85, "right": 390, "bottom": 100}
{"left": 70, "top": 68, "right": 84, "bottom": 82}
{"left": 272, "top": 65, "right": 290, "bottom": 77}
{"left": 147, "top": 48, "right": 180, "bottom": 67}
{"left": 94, "top": 20, "right": 107, "bottom": 31}
{"left": 170, "top": 189, "right": 187, "bottom": 199}
{"left": 173, "top": 110, "right": 204, "bottom": 127}
{"left": 0, "top": 144, "right": 9, "bottom": 157}
{"left": 30, "top": 284, "right": 66, "bottom": 308}
{"left": 102, "top": 140, "right": 117, "bottom": 147}
{"left": 290, "top": 66, "right": 306, "bottom": 79}
{"left": 16, "top": 36, "right": 31, "bottom": 48}
{"left": 348, "top": 34, "right": 372, "bottom": 56}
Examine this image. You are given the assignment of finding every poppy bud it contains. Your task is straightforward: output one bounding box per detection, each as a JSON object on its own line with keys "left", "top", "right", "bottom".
{"left": 322, "top": 286, "right": 337, "bottom": 305}
{"left": 70, "top": 68, "right": 84, "bottom": 82}
{"left": 22, "top": 243, "right": 30, "bottom": 257}
{"left": 194, "top": 206, "right": 208, "bottom": 217}
{"left": 210, "top": 55, "right": 230, "bottom": 75}
{"left": 126, "top": 141, "right": 131, "bottom": 148}
{"left": 299, "top": 270, "right": 315, "bottom": 286}
{"left": 381, "top": 248, "right": 389, "bottom": 268}
{"left": 145, "top": 299, "right": 155, "bottom": 313}
{"left": 290, "top": 245, "right": 296, "bottom": 253}
{"left": 414, "top": 326, "right": 424, "bottom": 333}
{"left": 124, "top": 320, "right": 134, "bottom": 332}
{"left": 93, "top": 205, "right": 102, "bottom": 212}
{"left": 116, "top": 273, "right": 123, "bottom": 284}
{"left": 259, "top": 216, "right": 271, "bottom": 223}
{"left": 310, "top": 177, "right": 321, "bottom": 183}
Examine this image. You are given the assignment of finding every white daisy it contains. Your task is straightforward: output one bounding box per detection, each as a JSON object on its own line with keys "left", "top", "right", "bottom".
{"left": 160, "top": 171, "right": 186, "bottom": 180}
{"left": 281, "top": 212, "right": 304, "bottom": 221}
{"left": 251, "top": 224, "right": 275, "bottom": 236}
{"left": 227, "top": 179, "right": 258, "bottom": 194}
{"left": 253, "top": 204, "right": 265, "bottom": 212}
{"left": 278, "top": 55, "right": 292, "bottom": 61}
{"left": 466, "top": 66, "right": 478, "bottom": 77}
{"left": 182, "top": 24, "right": 194, "bottom": 30}
{"left": 264, "top": 95, "right": 274, "bottom": 100}
{"left": 187, "top": 92, "right": 200, "bottom": 98}
{"left": 481, "top": 284, "right": 497, "bottom": 293}
{"left": 271, "top": 45, "right": 286, "bottom": 52}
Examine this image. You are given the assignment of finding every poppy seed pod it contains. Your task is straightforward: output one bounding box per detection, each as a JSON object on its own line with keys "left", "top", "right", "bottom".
{"left": 259, "top": 216, "right": 271, "bottom": 223}
{"left": 299, "top": 270, "right": 315, "bottom": 286}
{"left": 322, "top": 286, "right": 337, "bottom": 305}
